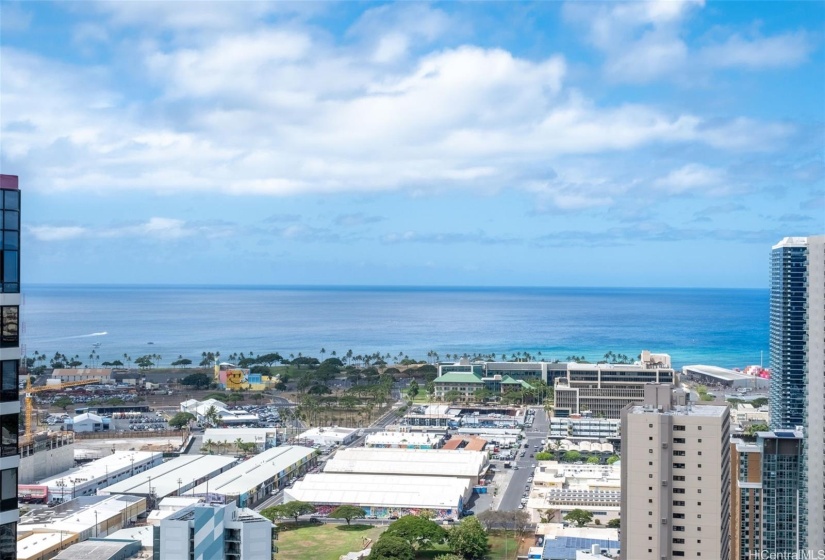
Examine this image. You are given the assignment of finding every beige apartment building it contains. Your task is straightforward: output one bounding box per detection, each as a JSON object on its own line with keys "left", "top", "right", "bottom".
{"left": 620, "top": 383, "right": 731, "bottom": 560}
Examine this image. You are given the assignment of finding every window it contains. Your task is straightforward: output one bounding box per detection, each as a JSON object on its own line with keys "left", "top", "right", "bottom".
{"left": 0, "top": 469, "right": 15, "bottom": 512}
{"left": 698, "top": 439, "right": 702, "bottom": 443}
{"left": 673, "top": 538, "right": 685, "bottom": 544}
{"left": 674, "top": 488, "right": 685, "bottom": 494}
{"left": 649, "top": 461, "right": 653, "bottom": 466}
{"left": 0, "top": 361, "right": 16, "bottom": 402}
{"left": 674, "top": 552, "right": 685, "bottom": 556}
{"left": 673, "top": 501, "right": 685, "bottom": 506}
{"left": 673, "top": 438, "right": 685, "bottom": 444}
{"left": 698, "top": 426, "right": 702, "bottom": 430}
{"left": 673, "top": 475, "right": 685, "bottom": 481}
{"left": 674, "top": 513, "right": 685, "bottom": 519}
{"left": 673, "top": 450, "right": 685, "bottom": 456}
{"left": 673, "top": 463, "right": 685, "bottom": 469}
{"left": 698, "top": 451, "right": 702, "bottom": 455}
{"left": 0, "top": 413, "right": 18, "bottom": 457}
{"left": 649, "top": 449, "right": 653, "bottom": 453}
{"left": 649, "top": 424, "right": 653, "bottom": 428}
{"left": 673, "top": 425, "right": 685, "bottom": 431}
{"left": 0, "top": 307, "right": 17, "bottom": 348}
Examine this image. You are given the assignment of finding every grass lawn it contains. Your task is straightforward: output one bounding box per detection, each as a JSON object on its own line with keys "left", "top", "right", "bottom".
{"left": 276, "top": 523, "right": 385, "bottom": 560}
{"left": 487, "top": 530, "right": 531, "bottom": 559}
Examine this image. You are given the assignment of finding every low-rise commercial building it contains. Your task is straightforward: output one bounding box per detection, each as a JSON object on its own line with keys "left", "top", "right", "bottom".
{"left": 286, "top": 473, "right": 472, "bottom": 520}
{"left": 548, "top": 417, "right": 620, "bottom": 441}
{"left": 18, "top": 494, "right": 146, "bottom": 556}
{"left": 364, "top": 431, "right": 444, "bottom": 449}
{"left": 180, "top": 399, "right": 259, "bottom": 425}
{"left": 400, "top": 404, "right": 461, "bottom": 428}
{"left": 295, "top": 426, "right": 358, "bottom": 447}
{"left": 100, "top": 455, "right": 237, "bottom": 501}
{"left": 154, "top": 501, "right": 276, "bottom": 560}
{"left": 324, "top": 448, "right": 489, "bottom": 483}
{"left": 682, "top": 364, "right": 770, "bottom": 390}
{"left": 51, "top": 368, "right": 113, "bottom": 382}
{"left": 64, "top": 412, "right": 110, "bottom": 433}
{"left": 203, "top": 428, "right": 277, "bottom": 452}
{"left": 190, "top": 445, "right": 316, "bottom": 507}
{"left": 40, "top": 451, "right": 162, "bottom": 503}
{"left": 530, "top": 461, "right": 621, "bottom": 524}
{"left": 52, "top": 539, "right": 142, "bottom": 560}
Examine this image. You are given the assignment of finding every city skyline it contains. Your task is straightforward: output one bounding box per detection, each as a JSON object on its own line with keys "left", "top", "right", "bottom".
{"left": 1, "top": 1, "right": 823, "bottom": 287}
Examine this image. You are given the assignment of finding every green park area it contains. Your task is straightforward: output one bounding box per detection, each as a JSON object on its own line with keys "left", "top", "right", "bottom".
{"left": 276, "top": 523, "right": 386, "bottom": 560}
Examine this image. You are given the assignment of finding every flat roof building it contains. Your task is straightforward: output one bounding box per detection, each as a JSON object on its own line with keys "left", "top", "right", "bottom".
{"left": 530, "top": 461, "right": 621, "bottom": 523}
{"left": 202, "top": 427, "right": 277, "bottom": 451}
{"left": 286, "top": 473, "right": 472, "bottom": 520}
{"left": 190, "top": 445, "right": 316, "bottom": 507}
{"left": 682, "top": 364, "right": 770, "bottom": 389}
{"left": 324, "top": 448, "right": 488, "bottom": 481}
{"left": 40, "top": 451, "right": 163, "bottom": 503}
{"left": 364, "top": 431, "right": 445, "bottom": 449}
{"left": 295, "top": 426, "right": 359, "bottom": 447}
{"left": 100, "top": 455, "right": 237, "bottom": 500}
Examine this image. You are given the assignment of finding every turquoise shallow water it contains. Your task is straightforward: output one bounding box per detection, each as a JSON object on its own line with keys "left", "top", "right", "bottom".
{"left": 21, "top": 285, "right": 768, "bottom": 369}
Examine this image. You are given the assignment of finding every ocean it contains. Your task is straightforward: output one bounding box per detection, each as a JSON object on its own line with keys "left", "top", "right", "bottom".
{"left": 21, "top": 285, "right": 769, "bottom": 369}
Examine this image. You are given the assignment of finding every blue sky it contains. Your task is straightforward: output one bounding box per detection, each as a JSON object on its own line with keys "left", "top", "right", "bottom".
{"left": 1, "top": 1, "right": 823, "bottom": 288}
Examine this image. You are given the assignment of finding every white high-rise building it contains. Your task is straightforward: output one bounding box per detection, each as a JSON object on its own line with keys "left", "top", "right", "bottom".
{"left": 0, "top": 175, "right": 21, "bottom": 559}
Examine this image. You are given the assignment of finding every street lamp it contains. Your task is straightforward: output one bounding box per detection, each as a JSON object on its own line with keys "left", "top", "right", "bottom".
{"left": 177, "top": 478, "right": 182, "bottom": 496}
{"left": 94, "top": 510, "right": 98, "bottom": 538}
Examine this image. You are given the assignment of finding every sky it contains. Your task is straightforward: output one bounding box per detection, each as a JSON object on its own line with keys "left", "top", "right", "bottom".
{"left": 1, "top": 1, "right": 823, "bottom": 288}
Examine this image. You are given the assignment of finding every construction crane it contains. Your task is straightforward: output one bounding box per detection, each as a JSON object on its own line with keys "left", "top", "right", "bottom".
{"left": 22, "top": 376, "right": 101, "bottom": 445}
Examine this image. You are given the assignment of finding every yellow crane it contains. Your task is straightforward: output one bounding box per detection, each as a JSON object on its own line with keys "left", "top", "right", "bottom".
{"left": 22, "top": 377, "right": 101, "bottom": 445}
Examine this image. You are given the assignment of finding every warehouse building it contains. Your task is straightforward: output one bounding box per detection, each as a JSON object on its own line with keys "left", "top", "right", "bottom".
{"left": 324, "top": 448, "right": 489, "bottom": 483}
{"left": 99, "top": 455, "right": 237, "bottom": 501}
{"left": 285, "top": 473, "right": 472, "bottom": 520}
{"left": 40, "top": 451, "right": 162, "bottom": 503}
{"left": 364, "top": 431, "right": 444, "bottom": 449}
{"left": 190, "top": 445, "right": 316, "bottom": 507}
{"left": 203, "top": 427, "right": 277, "bottom": 452}
{"left": 296, "top": 426, "right": 359, "bottom": 447}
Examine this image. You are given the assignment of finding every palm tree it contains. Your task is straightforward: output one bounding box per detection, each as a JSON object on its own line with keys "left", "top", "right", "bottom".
{"left": 205, "top": 405, "right": 220, "bottom": 427}
{"left": 202, "top": 439, "right": 215, "bottom": 454}
{"left": 235, "top": 437, "right": 244, "bottom": 453}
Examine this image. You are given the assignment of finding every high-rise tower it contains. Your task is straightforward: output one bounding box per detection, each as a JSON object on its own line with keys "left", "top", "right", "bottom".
{"left": 769, "top": 235, "right": 825, "bottom": 552}
{"left": 620, "top": 383, "right": 731, "bottom": 560}
{"left": 0, "top": 174, "right": 21, "bottom": 559}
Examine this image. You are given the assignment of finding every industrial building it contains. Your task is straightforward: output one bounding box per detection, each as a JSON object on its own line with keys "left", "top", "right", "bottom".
{"left": 364, "top": 431, "right": 444, "bottom": 449}
{"left": 180, "top": 398, "right": 259, "bottom": 425}
{"left": 100, "top": 455, "right": 237, "bottom": 501}
{"left": 64, "top": 412, "right": 111, "bottom": 433}
{"left": 154, "top": 501, "right": 276, "bottom": 560}
{"left": 52, "top": 539, "right": 142, "bottom": 560}
{"left": 323, "top": 448, "right": 489, "bottom": 482}
{"left": 296, "top": 426, "right": 359, "bottom": 447}
{"left": 682, "top": 364, "right": 770, "bottom": 390}
{"left": 190, "top": 445, "right": 316, "bottom": 507}
{"left": 40, "top": 451, "right": 163, "bottom": 503}
{"left": 17, "top": 494, "right": 146, "bottom": 558}
{"left": 285, "top": 473, "right": 472, "bottom": 520}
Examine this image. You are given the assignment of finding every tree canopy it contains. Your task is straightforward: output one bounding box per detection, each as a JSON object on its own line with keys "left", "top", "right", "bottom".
{"left": 260, "top": 501, "right": 316, "bottom": 524}
{"left": 181, "top": 373, "right": 211, "bottom": 388}
{"left": 384, "top": 515, "right": 447, "bottom": 550}
{"left": 327, "top": 505, "right": 366, "bottom": 525}
{"left": 447, "top": 516, "right": 488, "bottom": 559}
{"left": 168, "top": 412, "right": 195, "bottom": 429}
{"left": 563, "top": 509, "right": 593, "bottom": 527}
{"left": 370, "top": 535, "right": 415, "bottom": 560}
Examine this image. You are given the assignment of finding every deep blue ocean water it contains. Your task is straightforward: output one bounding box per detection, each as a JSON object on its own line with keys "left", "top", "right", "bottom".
{"left": 21, "top": 285, "right": 769, "bottom": 369}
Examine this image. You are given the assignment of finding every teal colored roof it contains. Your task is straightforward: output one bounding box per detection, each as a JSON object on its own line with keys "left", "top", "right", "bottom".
{"left": 434, "top": 372, "right": 484, "bottom": 384}
{"left": 500, "top": 376, "right": 522, "bottom": 384}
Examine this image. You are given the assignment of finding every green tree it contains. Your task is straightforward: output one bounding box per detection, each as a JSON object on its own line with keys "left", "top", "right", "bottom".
{"left": 433, "top": 555, "right": 464, "bottom": 560}
{"left": 586, "top": 455, "right": 601, "bottom": 464}
{"left": 261, "top": 501, "right": 317, "bottom": 524}
{"left": 328, "top": 505, "right": 366, "bottom": 526}
{"left": 443, "top": 389, "right": 461, "bottom": 403}
{"left": 745, "top": 423, "right": 770, "bottom": 436}
{"left": 168, "top": 412, "right": 196, "bottom": 429}
{"left": 606, "top": 455, "right": 620, "bottom": 465}
{"left": 407, "top": 380, "right": 419, "bottom": 400}
{"left": 53, "top": 396, "right": 73, "bottom": 412}
{"left": 535, "top": 452, "right": 552, "bottom": 461}
{"left": 561, "top": 450, "right": 583, "bottom": 463}
{"left": 204, "top": 405, "right": 220, "bottom": 427}
{"left": 607, "top": 518, "right": 620, "bottom": 528}
{"left": 181, "top": 373, "right": 211, "bottom": 388}
{"left": 384, "top": 515, "right": 447, "bottom": 550}
{"left": 171, "top": 358, "right": 193, "bottom": 368}
{"left": 370, "top": 535, "right": 415, "bottom": 560}
{"left": 447, "top": 516, "right": 488, "bottom": 559}
{"left": 563, "top": 509, "right": 593, "bottom": 527}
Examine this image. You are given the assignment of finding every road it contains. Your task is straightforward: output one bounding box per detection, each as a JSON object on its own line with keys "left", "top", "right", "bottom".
{"left": 497, "top": 406, "right": 549, "bottom": 512}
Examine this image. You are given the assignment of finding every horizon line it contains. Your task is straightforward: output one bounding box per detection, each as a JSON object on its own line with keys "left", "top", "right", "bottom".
{"left": 24, "top": 282, "right": 769, "bottom": 291}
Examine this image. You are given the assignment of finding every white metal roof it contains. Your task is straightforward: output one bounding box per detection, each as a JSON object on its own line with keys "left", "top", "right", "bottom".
{"left": 100, "top": 455, "right": 237, "bottom": 498}
{"left": 40, "top": 451, "right": 161, "bottom": 487}
{"left": 324, "top": 448, "right": 487, "bottom": 478}
{"left": 191, "top": 445, "right": 315, "bottom": 496}
{"left": 286, "top": 473, "right": 471, "bottom": 509}
{"left": 203, "top": 428, "right": 277, "bottom": 444}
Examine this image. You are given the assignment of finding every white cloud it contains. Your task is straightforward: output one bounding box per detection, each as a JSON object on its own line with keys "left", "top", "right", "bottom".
{"left": 564, "top": 0, "right": 812, "bottom": 82}
{"left": 700, "top": 32, "right": 813, "bottom": 69}
{"left": 654, "top": 164, "right": 727, "bottom": 194}
{"left": 28, "top": 225, "right": 88, "bottom": 242}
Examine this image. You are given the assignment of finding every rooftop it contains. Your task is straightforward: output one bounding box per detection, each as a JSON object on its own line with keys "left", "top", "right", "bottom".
{"left": 104, "top": 525, "right": 155, "bottom": 548}
{"left": 287, "top": 473, "right": 471, "bottom": 509}
{"left": 53, "top": 539, "right": 138, "bottom": 560}
{"left": 682, "top": 364, "right": 754, "bottom": 382}
{"left": 100, "top": 455, "right": 237, "bottom": 497}
{"left": 20, "top": 495, "right": 145, "bottom": 534}
{"left": 190, "top": 445, "right": 314, "bottom": 496}
{"left": 40, "top": 451, "right": 161, "bottom": 487}
{"left": 434, "top": 372, "right": 484, "bottom": 384}
{"left": 628, "top": 403, "right": 728, "bottom": 417}
{"left": 324, "top": 448, "right": 488, "bottom": 477}
{"left": 773, "top": 236, "right": 809, "bottom": 249}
